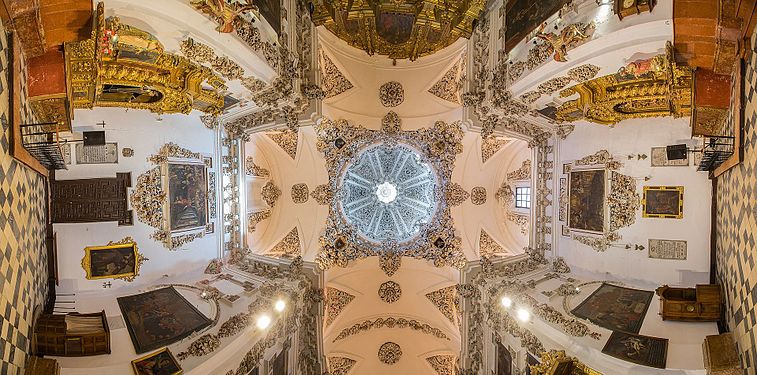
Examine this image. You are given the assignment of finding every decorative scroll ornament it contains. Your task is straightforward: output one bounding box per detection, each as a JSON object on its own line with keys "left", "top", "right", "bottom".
{"left": 426, "top": 355, "right": 456, "bottom": 375}
{"left": 608, "top": 171, "right": 639, "bottom": 231}
{"left": 557, "top": 42, "right": 692, "bottom": 125}
{"left": 507, "top": 212, "right": 529, "bottom": 235}
{"left": 245, "top": 157, "right": 270, "bottom": 177}
{"left": 180, "top": 37, "right": 244, "bottom": 80}
{"left": 379, "top": 81, "right": 404, "bottom": 107}
{"left": 479, "top": 230, "right": 506, "bottom": 257}
{"left": 378, "top": 281, "right": 402, "bottom": 303}
{"left": 66, "top": 4, "right": 225, "bottom": 115}
{"left": 291, "top": 183, "right": 309, "bottom": 204}
{"left": 148, "top": 142, "right": 202, "bottom": 165}
{"left": 190, "top": 0, "right": 256, "bottom": 33}
{"left": 481, "top": 137, "right": 510, "bottom": 163}
{"left": 378, "top": 342, "right": 402, "bottom": 365}
{"left": 310, "top": 184, "right": 333, "bottom": 205}
{"left": 325, "top": 287, "right": 355, "bottom": 326}
{"left": 574, "top": 232, "right": 621, "bottom": 252}
{"left": 425, "top": 286, "right": 459, "bottom": 325}
{"left": 379, "top": 252, "right": 402, "bottom": 277}
{"left": 130, "top": 167, "right": 164, "bottom": 229}
{"left": 530, "top": 350, "right": 601, "bottom": 375}
{"left": 333, "top": 317, "right": 451, "bottom": 342}
{"left": 429, "top": 56, "right": 466, "bottom": 104}
{"left": 471, "top": 187, "right": 487, "bottom": 205}
{"left": 311, "top": 1, "right": 484, "bottom": 61}
{"left": 446, "top": 183, "right": 470, "bottom": 207}
{"left": 267, "top": 228, "right": 301, "bottom": 258}
{"left": 520, "top": 63, "right": 601, "bottom": 104}
{"left": 267, "top": 131, "right": 298, "bottom": 160}
{"left": 248, "top": 210, "right": 271, "bottom": 233}
{"left": 314, "top": 118, "right": 465, "bottom": 270}
{"left": 567, "top": 64, "right": 602, "bottom": 82}
{"left": 328, "top": 357, "right": 356, "bottom": 375}
{"left": 382, "top": 111, "right": 401, "bottom": 133}
{"left": 261, "top": 181, "right": 282, "bottom": 208}
{"left": 535, "top": 22, "right": 595, "bottom": 62}
{"left": 496, "top": 183, "right": 514, "bottom": 207}
{"left": 553, "top": 257, "right": 571, "bottom": 273}
{"left": 320, "top": 52, "right": 354, "bottom": 98}
{"left": 507, "top": 160, "right": 532, "bottom": 181}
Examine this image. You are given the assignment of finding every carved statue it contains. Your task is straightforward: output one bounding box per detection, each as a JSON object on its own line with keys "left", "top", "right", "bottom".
{"left": 190, "top": 0, "right": 257, "bottom": 33}
{"left": 535, "top": 22, "right": 595, "bottom": 62}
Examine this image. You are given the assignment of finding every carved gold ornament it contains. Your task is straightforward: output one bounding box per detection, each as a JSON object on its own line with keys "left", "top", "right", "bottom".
{"left": 311, "top": 0, "right": 485, "bottom": 61}
{"left": 530, "top": 350, "right": 602, "bottom": 375}
{"left": 557, "top": 42, "right": 692, "bottom": 125}
{"left": 65, "top": 3, "right": 225, "bottom": 116}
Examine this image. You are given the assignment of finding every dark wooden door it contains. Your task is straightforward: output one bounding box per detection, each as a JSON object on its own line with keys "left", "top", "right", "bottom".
{"left": 52, "top": 173, "right": 133, "bottom": 225}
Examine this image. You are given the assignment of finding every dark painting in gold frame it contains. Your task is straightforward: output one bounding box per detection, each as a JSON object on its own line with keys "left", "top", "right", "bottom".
{"left": 131, "top": 347, "right": 183, "bottom": 375}
{"left": 568, "top": 169, "right": 606, "bottom": 233}
{"left": 642, "top": 186, "right": 684, "bottom": 219}
{"left": 81, "top": 238, "right": 145, "bottom": 282}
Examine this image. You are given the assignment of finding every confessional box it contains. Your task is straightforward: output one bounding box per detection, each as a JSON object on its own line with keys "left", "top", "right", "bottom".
{"left": 33, "top": 310, "right": 110, "bottom": 356}
{"left": 655, "top": 284, "right": 721, "bottom": 321}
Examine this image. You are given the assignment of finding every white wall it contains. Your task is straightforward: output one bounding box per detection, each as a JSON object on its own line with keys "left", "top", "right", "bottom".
{"left": 54, "top": 107, "right": 220, "bottom": 293}
{"left": 556, "top": 116, "right": 711, "bottom": 286}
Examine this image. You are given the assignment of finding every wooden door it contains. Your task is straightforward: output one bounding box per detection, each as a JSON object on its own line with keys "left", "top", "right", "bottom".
{"left": 51, "top": 173, "right": 133, "bottom": 225}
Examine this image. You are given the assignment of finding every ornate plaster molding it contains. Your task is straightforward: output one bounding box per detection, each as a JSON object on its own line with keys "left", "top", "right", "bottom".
{"left": 471, "top": 187, "right": 487, "bottom": 205}
{"left": 425, "top": 286, "right": 459, "bottom": 325}
{"left": 379, "top": 252, "right": 402, "bottom": 277}
{"left": 261, "top": 181, "right": 282, "bottom": 208}
{"left": 427, "top": 355, "right": 456, "bottom": 375}
{"left": 245, "top": 157, "right": 270, "bottom": 177}
{"left": 429, "top": 56, "right": 466, "bottom": 104}
{"left": 247, "top": 210, "right": 271, "bottom": 233}
{"left": 333, "top": 317, "right": 451, "bottom": 342}
{"left": 507, "top": 159, "right": 532, "bottom": 181}
{"left": 445, "top": 183, "right": 470, "bottom": 207}
{"left": 378, "top": 281, "right": 402, "bottom": 303}
{"left": 507, "top": 212, "right": 529, "bottom": 235}
{"left": 520, "top": 64, "right": 601, "bottom": 104}
{"left": 328, "top": 357, "right": 356, "bottom": 375}
{"left": 320, "top": 51, "right": 353, "bottom": 98}
{"left": 291, "top": 183, "right": 309, "bottom": 204}
{"left": 310, "top": 184, "right": 333, "bottom": 205}
{"left": 479, "top": 230, "right": 506, "bottom": 258}
{"left": 481, "top": 137, "right": 510, "bottom": 163}
{"left": 267, "top": 228, "right": 301, "bottom": 258}
{"left": 180, "top": 37, "right": 244, "bottom": 80}
{"left": 266, "top": 130, "right": 298, "bottom": 160}
{"left": 325, "top": 287, "right": 355, "bottom": 327}
{"left": 379, "top": 81, "right": 404, "bottom": 107}
{"left": 378, "top": 342, "right": 402, "bottom": 365}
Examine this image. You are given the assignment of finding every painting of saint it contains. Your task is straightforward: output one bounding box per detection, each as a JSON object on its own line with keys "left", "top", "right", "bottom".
{"left": 118, "top": 287, "right": 212, "bottom": 353}
{"left": 168, "top": 163, "right": 208, "bottom": 231}
{"left": 642, "top": 186, "right": 683, "bottom": 218}
{"left": 602, "top": 331, "right": 668, "bottom": 368}
{"left": 100, "top": 84, "right": 163, "bottom": 104}
{"left": 571, "top": 283, "right": 654, "bottom": 334}
{"left": 132, "top": 348, "right": 183, "bottom": 375}
{"left": 505, "top": 0, "right": 572, "bottom": 52}
{"left": 82, "top": 241, "right": 143, "bottom": 281}
{"left": 568, "top": 169, "right": 606, "bottom": 233}
{"left": 376, "top": 12, "right": 415, "bottom": 45}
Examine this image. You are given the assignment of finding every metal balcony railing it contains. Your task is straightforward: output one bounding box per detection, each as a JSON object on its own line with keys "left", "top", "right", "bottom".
{"left": 20, "top": 122, "right": 68, "bottom": 170}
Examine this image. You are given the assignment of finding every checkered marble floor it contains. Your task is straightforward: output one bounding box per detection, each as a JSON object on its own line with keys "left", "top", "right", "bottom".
{"left": 0, "top": 22, "right": 50, "bottom": 375}
{"left": 716, "top": 30, "right": 757, "bottom": 373}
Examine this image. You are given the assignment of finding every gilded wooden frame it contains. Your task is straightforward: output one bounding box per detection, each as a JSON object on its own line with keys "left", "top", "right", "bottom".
{"left": 131, "top": 347, "right": 183, "bottom": 375}
{"left": 81, "top": 237, "right": 145, "bottom": 282}
{"left": 642, "top": 186, "right": 684, "bottom": 219}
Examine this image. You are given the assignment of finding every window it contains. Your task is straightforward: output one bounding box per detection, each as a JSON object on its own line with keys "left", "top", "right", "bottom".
{"left": 515, "top": 187, "right": 531, "bottom": 209}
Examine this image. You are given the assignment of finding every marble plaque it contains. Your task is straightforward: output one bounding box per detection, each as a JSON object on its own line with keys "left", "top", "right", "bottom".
{"left": 62, "top": 143, "right": 72, "bottom": 164}
{"left": 76, "top": 143, "right": 118, "bottom": 164}
{"left": 651, "top": 147, "right": 688, "bottom": 167}
{"left": 648, "top": 239, "right": 687, "bottom": 260}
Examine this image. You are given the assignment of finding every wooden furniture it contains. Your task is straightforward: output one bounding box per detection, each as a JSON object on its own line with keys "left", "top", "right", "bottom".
{"left": 615, "top": 0, "right": 656, "bottom": 20}
{"left": 655, "top": 284, "right": 721, "bottom": 321}
{"left": 33, "top": 310, "right": 110, "bottom": 356}
{"left": 703, "top": 333, "right": 742, "bottom": 375}
{"left": 23, "top": 357, "right": 60, "bottom": 375}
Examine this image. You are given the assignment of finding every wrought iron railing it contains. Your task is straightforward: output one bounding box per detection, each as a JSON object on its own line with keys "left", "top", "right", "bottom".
{"left": 20, "top": 122, "right": 67, "bottom": 170}
{"left": 697, "top": 135, "right": 735, "bottom": 172}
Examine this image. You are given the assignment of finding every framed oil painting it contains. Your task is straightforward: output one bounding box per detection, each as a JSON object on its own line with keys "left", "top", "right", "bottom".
{"left": 132, "top": 347, "right": 183, "bottom": 375}
{"left": 568, "top": 169, "right": 607, "bottom": 233}
{"left": 81, "top": 239, "right": 145, "bottom": 282}
{"left": 118, "top": 286, "right": 212, "bottom": 354}
{"left": 505, "top": 0, "right": 572, "bottom": 52}
{"left": 571, "top": 283, "right": 653, "bottom": 334}
{"left": 642, "top": 186, "right": 684, "bottom": 219}
{"left": 602, "top": 331, "right": 668, "bottom": 369}
{"left": 167, "top": 162, "right": 208, "bottom": 232}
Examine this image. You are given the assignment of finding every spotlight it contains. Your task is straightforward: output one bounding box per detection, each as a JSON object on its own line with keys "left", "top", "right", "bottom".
{"left": 517, "top": 308, "right": 530, "bottom": 322}
{"left": 274, "top": 299, "right": 286, "bottom": 312}
{"left": 256, "top": 315, "right": 272, "bottom": 330}
{"left": 501, "top": 296, "right": 513, "bottom": 309}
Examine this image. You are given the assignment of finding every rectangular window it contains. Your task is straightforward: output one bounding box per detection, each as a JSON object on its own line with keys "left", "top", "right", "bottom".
{"left": 515, "top": 187, "right": 531, "bottom": 209}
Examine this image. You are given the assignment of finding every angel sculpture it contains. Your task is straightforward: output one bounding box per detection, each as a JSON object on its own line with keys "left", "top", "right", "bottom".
{"left": 535, "top": 22, "right": 595, "bottom": 62}
{"left": 191, "top": 0, "right": 257, "bottom": 33}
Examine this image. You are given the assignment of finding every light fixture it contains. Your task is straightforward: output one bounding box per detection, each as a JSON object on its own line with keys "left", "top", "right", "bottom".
{"left": 256, "top": 315, "right": 272, "bottom": 330}
{"left": 517, "top": 308, "right": 531, "bottom": 322}
{"left": 501, "top": 296, "right": 513, "bottom": 309}
{"left": 274, "top": 299, "right": 286, "bottom": 312}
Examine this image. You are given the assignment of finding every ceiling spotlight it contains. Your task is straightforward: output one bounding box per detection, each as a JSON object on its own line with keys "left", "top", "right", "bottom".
{"left": 501, "top": 296, "right": 513, "bottom": 309}
{"left": 517, "top": 308, "right": 531, "bottom": 322}
{"left": 274, "top": 299, "right": 286, "bottom": 312}
{"left": 256, "top": 315, "right": 272, "bottom": 330}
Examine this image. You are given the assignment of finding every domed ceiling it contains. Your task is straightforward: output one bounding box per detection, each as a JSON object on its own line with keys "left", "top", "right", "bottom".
{"left": 310, "top": 0, "right": 486, "bottom": 61}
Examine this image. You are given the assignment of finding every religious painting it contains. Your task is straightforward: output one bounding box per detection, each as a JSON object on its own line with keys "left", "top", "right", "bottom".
{"left": 270, "top": 349, "right": 288, "bottom": 375}
{"left": 602, "top": 331, "right": 668, "bottom": 369}
{"left": 376, "top": 12, "right": 415, "bottom": 45}
{"left": 505, "top": 0, "right": 572, "bottom": 52}
{"left": 256, "top": 0, "right": 281, "bottom": 35}
{"left": 568, "top": 169, "right": 606, "bottom": 233}
{"left": 525, "top": 352, "right": 540, "bottom": 375}
{"left": 131, "top": 347, "right": 183, "bottom": 375}
{"left": 167, "top": 162, "right": 208, "bottom": 232}
{"left": 571, "top": 283, "right": 653, "bottom": 334}
{"left": 642, "top": 186, "right": 684, "bottom": 219}
{"left": 496, "top": 341, "right": 512, "bottom": 375}
{"left": 118, "top": 286, "right": 212, "bottom": 354}
{"left": 81, "top": 240, "right": 144, "bottom": 281}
